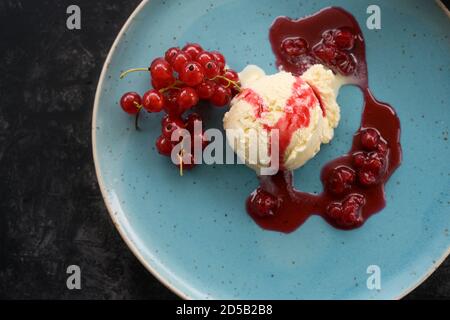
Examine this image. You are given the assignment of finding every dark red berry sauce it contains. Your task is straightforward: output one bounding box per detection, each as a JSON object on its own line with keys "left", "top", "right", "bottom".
{"left": 246, "top": 7, "right": 402, "bottom": 232}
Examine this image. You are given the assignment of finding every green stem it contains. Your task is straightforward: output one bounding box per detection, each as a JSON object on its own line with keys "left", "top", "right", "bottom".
{"left": 120, "top": 68, "right": 149, "bottom": 79}
{"left": 159, "top": 81, "right": 184, "bottom": 93}
{"left": 211, "top": 75, "right": 241, "bottom": 92}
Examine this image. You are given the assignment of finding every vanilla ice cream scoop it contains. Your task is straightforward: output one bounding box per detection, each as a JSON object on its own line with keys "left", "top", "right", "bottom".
{"left": 223, "top": 64, "right": 343, "bottom": 174}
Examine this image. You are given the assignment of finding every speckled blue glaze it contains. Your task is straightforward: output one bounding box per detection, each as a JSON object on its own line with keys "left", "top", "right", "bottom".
{"left": 93, "top": 0, "right": 450, "bottom": 299}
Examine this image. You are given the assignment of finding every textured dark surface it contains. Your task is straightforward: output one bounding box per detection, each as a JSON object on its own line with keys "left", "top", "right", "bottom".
{"left": 0, "top": 0, "right": 448, "bottom": 300}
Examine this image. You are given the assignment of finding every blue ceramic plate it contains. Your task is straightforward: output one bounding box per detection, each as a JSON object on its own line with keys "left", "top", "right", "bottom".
{"left": 93, "top": 0, "right": 450, "bottom": 299}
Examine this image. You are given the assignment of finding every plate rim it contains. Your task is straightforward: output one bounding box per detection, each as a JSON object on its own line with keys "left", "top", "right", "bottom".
{"left": 91, "top": 0, "right": 450, "bottom": 300}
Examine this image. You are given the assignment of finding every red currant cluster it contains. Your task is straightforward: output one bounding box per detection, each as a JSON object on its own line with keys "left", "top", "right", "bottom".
{"left": 313, "top": 28, "right": 356, "bottom": 75}
{"left": 155, "top": 112, "right": 208, "bottom": 173}
{"left": 280, "top": 28, "right": 357, "bottom": 75}
{"left": 324, "top": 127, "right": 389, "bottom": 227}
{"left": 352, "top": 128, "right": 388, "bottom": 186}
{"left": 326, "top": 193, "right": 366, "bottom": 228}
{"left": 118, "top": 43, "right": 241, "bottom": 173}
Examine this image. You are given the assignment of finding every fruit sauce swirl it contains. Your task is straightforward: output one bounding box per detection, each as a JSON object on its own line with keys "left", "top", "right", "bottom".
{"left": 246, "top": 7, "right": 402, "bottom": 232}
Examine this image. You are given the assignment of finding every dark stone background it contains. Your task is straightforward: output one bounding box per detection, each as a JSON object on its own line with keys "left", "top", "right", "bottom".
{"left": 0, "top": 0, "right": 448, "bottom": 300}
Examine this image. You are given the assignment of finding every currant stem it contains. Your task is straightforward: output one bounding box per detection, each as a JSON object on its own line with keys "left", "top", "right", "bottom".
{"left": 178, "top": 149, "right": 184, "bottom": 176}
{"left": 159, "top": 80, "right": 185, "bottom": 93}
{"left": 211, "top": 75, "right": 241, "bottom": 92}
{"left": 120, "top": 68, "right": 149, "bottom": 79}
{"left": 134, "top": 104, "right": 142, "bottom": 131}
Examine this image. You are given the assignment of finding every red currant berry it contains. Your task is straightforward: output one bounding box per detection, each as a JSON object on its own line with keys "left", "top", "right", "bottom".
{"left": 360, "top": 128, "right": 380, "bottom": 151}
{"left": 335, "top": 52, "right": 356, "bottom": 75}
{"left": 366, "top": 157, "right": 384, "bottom": 174}
{"left": 163, "top": 89, "right": 181, "bottom": 115}
{"left": 151, "top": 78, "right": 166, "bottom": 90}
{"left": 210, "top": 85, "right": 232, "bottom": 107}
{"left": 203, "top": 61, "right": 221, "bottom": 79}
{"left": 326, "top": 194, "right": 365, "bottom": 228}
{"left": 377, "top": 140, "right": 388, "bottom": 155}
{"left": 247, "top": 188, "right": 279, "bottom": 218}
{"left": 326, "top": 166, "right": 356, "bottom": 195}
{"left": 313, "top": 44, "right": 337, "bottom": 63}
{"left": 357, "top": 152, "right": 387, "bottom": 186}
{"left": 185, "top": 113, "right": 202, "bottom": 132}
{"left": 120, "top": 92, "right": 141, "bottom": 114}
{"left": 182, "top": 43, "right": 203, "bottom": 59}
{"left": 334, "top": 29, "right": 355, "bottom": 50}
{"left": 161, "top": 117, "right": 185, "bottom": 140}
{"left": 179, "top": 61, "right": 205, "bottom": 87}
{"left": 358, "top": 170, "right": 377, "bottom": 186}
{"left": 172, "top": 52, "right": 191, "bottom": 73}
{"left": 150, "top": 57, "right": 175, "bottom": 86}
{"left": 178, "top": 87, "right": 199, "bottom": 111}
{"left": 164, "top": 47, "right": 181, "bottom": 65}
{"left": 326, "top": 202, "right": 342, "bottom": 219}
{"left": 142, "top": 89, "right": 164, "bottom": 113}
{"left": 156, "top": 135, "right": 173, "bottom": 156}
{"left": 345, "top": 193, "right": 366, "bottom": 207}
{"left": 322, "top": 30, "right": 335, "bottom": 46}
{"left": 342, "top": 196, "right": 365, "bottom": 226}
{"left": 196, "top": 80, "right": 216, "bottom": 99}
{"left": 161, "top": 114, "right": 182, "bottom": 128}
{"left": 352, "top": 152, "right": 366, "bottom": 168}
{"left": 195, "top": 51, "right": 215, "bottom": 65}
{"left": 210, "top": 51, "right": 226, "bottom": 70}
{"left": 281, "top": 37, "right": 308, "bottom": 56}
{"left": 161, "top": 114, "right": 170, "bottom": 127}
